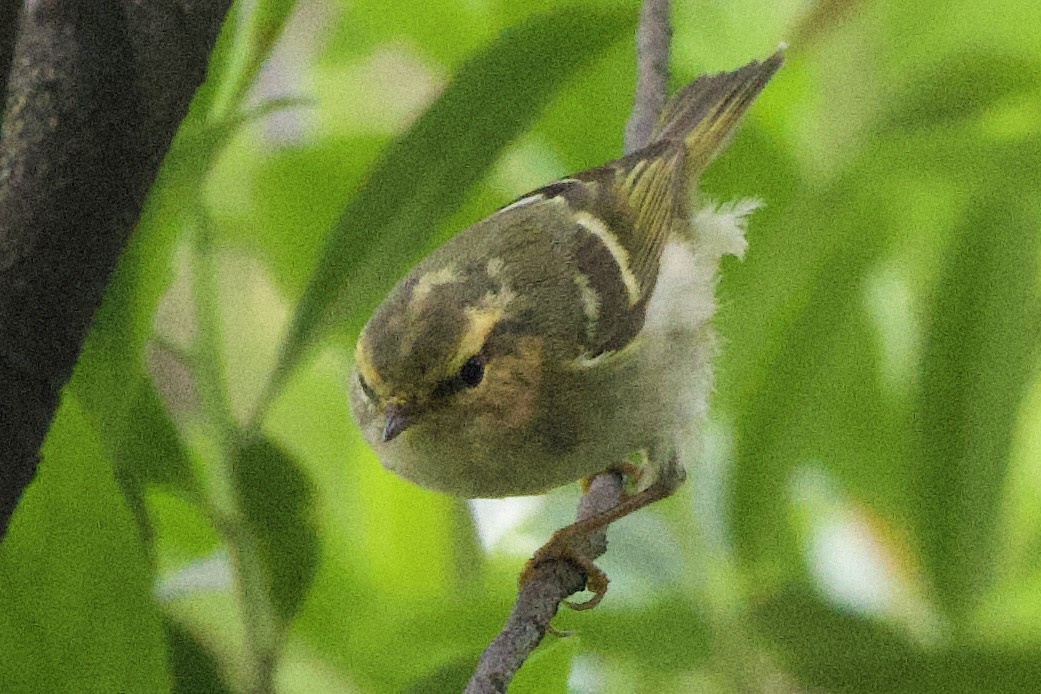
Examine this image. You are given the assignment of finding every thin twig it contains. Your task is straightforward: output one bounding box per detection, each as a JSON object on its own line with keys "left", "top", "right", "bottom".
{"left": 464, "top": 473, "right": 623, "bottom": 694}
{"left": 624, "top": 0, "right": 671, "bottom": 155}
{"left": 464, "top": 2, "right": 673, "bottom": 691}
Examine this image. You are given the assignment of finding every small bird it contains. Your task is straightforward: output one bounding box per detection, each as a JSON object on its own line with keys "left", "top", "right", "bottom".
{"left": 349, "top": 49, "right": 783, "bottom": 606}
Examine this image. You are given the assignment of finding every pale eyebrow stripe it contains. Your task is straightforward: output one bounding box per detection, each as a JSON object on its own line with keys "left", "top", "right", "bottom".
{"left": 409, "top": 265, "right": 459, "bottom": 308}
{"left": 574, "top": 211, "right": 642, "bottom": 305}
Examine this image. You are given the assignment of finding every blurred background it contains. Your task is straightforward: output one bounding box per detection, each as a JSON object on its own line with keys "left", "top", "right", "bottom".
{"left": 2, "top": 0, "right": 1040, "bottom": 691}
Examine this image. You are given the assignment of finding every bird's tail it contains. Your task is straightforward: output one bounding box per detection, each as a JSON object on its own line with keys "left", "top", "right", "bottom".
{"left": 652, "top": 46, "right": 785, "bottom": 175}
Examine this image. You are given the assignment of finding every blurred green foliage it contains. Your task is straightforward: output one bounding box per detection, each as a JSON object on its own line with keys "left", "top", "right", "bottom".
{"left": 2, "top": 0, "right": 1041, "bottom": 691}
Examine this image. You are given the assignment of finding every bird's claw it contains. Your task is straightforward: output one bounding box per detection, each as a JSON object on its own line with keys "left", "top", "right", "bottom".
{"left": 519, "top": 527, "right": 610, "bottom": 611}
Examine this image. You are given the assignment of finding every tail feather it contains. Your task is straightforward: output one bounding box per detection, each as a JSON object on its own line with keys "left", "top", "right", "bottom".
{"left": 653, "top": 46, "right": 785, "bottom": 174}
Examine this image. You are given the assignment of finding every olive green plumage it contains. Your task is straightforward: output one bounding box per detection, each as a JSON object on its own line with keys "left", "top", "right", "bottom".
{"left": 349, "top": 50, "right": 783, "bottom": 498}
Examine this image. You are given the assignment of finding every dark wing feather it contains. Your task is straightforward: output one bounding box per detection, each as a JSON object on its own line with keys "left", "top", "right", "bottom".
{"left": 507, "top": 49, "right": 784, "bottom": 357}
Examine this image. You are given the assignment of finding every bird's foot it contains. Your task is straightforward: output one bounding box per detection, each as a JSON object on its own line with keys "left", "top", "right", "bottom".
{"left": 519, "top": 524, "right": 610, "bottom": 611}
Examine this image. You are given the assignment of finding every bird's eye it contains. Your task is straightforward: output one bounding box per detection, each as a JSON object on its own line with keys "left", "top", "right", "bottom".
{"left": 357, "top": 373, "right": 377, "bottom": 402}
{"left": 432, "top": 356, "right": 486, "bottom": 399}
{"left": 459, "top": 356, "right": 485, "bottom": 388}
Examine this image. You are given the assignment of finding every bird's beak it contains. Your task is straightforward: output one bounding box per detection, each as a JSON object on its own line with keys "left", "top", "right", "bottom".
{"left": 382, "top": 402, "right": 414, "bottom": 442}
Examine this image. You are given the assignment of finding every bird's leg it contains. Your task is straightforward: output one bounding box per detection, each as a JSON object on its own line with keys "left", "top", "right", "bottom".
{"left": 519, "top": 456, "right": 685, "bottom": 611}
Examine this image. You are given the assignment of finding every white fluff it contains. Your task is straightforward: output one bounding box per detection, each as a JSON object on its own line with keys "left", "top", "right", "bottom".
{"left": 691, "top": 197, "right": 761, "bottom": 261}
{"left": 641, "top": 198, "right": 761, "bottom": 471}
{"left": 645, "top": 198, "right": 759, "bottom": 334}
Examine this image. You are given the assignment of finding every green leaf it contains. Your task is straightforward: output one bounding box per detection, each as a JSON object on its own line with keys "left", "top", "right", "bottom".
{"left": 110, "top": 379, "right": 198, "bottom": 557}
{"left": 277, "top": 2, "right": 637, "bottom": 375}
{"left": 882, "top": 52, "right": 1041, "bottom": 132}
{"left": 115, "top": 378, "right": 196, "bottom": 493}
{"left": 208, "top": 0, "right": 300, "bottom": 121}
{"left": 756, "top": 585, "right": 1041, "bottom": 693}
{"left": 0, "top": 394, "right": 168, "bottom": 693}
{"left": 726, "top": 174, "right": 894, "bottom": 573}
{"left": 234, "top": 436, "right": 320, "bottom": 623}
{"left": 165, "top": 617, "right": 233, "bottom": 694}
{"left": 914, "top": 194, "right": 1040, "bottom": 618}
{"left": 754, "top": 586, "right": 924, "bottom": 692}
